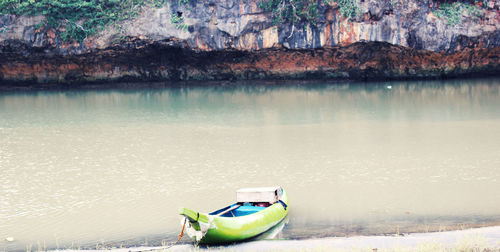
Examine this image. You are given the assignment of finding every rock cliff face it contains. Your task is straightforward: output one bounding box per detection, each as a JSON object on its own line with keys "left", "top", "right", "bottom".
{"left": 0, "top": 0, "right": 499, "bottom": 84}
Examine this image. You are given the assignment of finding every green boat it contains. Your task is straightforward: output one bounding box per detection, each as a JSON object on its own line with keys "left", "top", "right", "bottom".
{"left": 179, "top": 186, "right": 289, "bottom": 244}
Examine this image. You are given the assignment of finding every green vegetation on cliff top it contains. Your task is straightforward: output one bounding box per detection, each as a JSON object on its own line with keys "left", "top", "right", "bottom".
{"left": 433, "top": 1, "right": 482, "bottom": 26}
{"left": 0, "top": 0, "right": 168, "bottom": 42}
{"left": 259, "top": 0, "right": 360, "bottom": 26}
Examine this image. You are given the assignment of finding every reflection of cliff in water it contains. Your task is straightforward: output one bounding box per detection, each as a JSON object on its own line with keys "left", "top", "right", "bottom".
{"left": 1, "top": 78, "right": 499, "bottom": 127}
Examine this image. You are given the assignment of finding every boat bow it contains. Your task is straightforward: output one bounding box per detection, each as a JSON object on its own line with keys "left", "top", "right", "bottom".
{"left": 179, "top": 207, "right": 214, "bottom": 242}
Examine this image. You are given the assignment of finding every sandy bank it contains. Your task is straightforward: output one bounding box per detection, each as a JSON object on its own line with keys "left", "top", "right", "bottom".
{"left": 57, "top": 226, "right": 500, "bottom": 251}
{"left": 214, "top": 226, "right": 500, "bottom": 251}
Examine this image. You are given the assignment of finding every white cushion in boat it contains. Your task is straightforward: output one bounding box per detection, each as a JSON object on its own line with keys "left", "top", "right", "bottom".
{"left": 236, "top": 186, "right": 282, "bottom": 204}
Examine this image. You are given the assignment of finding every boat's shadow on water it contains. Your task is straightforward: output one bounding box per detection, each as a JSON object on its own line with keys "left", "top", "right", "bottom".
{"left": 196, "top": 215, "right": 290, "bottom": 249}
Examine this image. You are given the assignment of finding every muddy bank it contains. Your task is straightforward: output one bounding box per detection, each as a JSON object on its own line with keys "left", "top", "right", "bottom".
{"left": 30, "top": 219, "right": 500, "bottom": 251}
{"left": 190, "top": 226, "right": 500, "bottom": 251}
{"left": 1, "top": 41, "right": 499, "bottom": 86}
{"left": 43, "top": 226, "right": 500, "bottom": 251}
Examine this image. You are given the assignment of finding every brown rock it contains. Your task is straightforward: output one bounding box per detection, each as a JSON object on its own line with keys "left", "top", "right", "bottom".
{"left": 1, "top": 41, "right": 498, "bottom": 85}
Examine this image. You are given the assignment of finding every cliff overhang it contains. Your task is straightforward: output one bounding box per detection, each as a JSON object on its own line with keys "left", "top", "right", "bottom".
{"left": 1, "top": 39, "right": 499, "bottom": 87}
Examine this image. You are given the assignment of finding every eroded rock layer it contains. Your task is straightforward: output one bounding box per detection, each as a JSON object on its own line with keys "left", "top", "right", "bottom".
{"left": 1, "top": 41, "right": 498, "bottom": 85}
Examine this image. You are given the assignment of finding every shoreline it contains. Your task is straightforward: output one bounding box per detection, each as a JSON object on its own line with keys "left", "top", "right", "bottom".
{"left": 4, "top": 213, "right": 500, "bottom": 251}
{"left": 51, "top": 225, "right": 500, "bottom": 251}
{"left": 192, "top": 225, "right": 500, "bottom": 251}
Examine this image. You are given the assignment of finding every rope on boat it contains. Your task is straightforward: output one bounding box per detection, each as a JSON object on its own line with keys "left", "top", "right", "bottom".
{"left": 164, "top": 218, "right": 187, "bottom": 250}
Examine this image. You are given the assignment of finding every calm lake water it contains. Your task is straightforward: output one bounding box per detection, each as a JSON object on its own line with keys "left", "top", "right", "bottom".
{"left": 1, "top": 78, "right": 500, "bottom": 250}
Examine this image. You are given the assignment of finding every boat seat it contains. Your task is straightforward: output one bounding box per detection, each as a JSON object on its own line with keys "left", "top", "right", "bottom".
{"left": 231, "top": 205, "right": 266, "bottom": 217}
{"left": 210, "top": 203, "right": 268, "bottom": 217}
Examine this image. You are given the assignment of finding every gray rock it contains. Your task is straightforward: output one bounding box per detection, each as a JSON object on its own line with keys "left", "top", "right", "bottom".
{"left": 0, "top": 0, "right": 499, "bottom": 54}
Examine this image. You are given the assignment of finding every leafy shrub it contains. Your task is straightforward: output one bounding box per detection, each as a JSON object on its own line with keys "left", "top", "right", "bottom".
{"left": 169, "top": 0, "right": 190, "bottom": 30}
{"left": 433, "top": 2, "right": 482, "bottom": 26}
{"left": 258, "top": 0, "right": 320, "bottom": 26}
{"left": 171, "top": 14, "right": 188, "bottom": 31}
{"left": 258, "top": 0, "right": 360, "bottom": 26}
{"left": 0, "top": 0, "right": 168, "bottom": 42}
{"left": 334, "top": 0, "right": 360, "bottom": 19}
